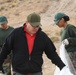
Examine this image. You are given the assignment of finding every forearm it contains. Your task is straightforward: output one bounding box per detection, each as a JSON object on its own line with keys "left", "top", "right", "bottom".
{"left": 67, "top": 37, "right": 76, "bottom": 45}
{"left": 51, "top": 52, "right": 65, "bottom": 70}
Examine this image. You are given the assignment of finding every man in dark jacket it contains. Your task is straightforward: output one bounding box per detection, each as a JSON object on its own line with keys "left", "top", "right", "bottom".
{"left": 0, "top": 12, "right": 65, "bottom": 75}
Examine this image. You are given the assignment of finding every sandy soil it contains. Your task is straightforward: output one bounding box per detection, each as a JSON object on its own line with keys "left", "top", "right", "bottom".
{"left": 0, "top": 0, "right": 76, "bottom": 75}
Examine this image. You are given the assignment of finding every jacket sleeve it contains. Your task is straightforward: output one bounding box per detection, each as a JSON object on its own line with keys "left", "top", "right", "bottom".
{"left": 44, "top": 35, "right": 65, "bottom": 70}
{"left": 67, "top": 25, "right": 76, "bottom": 45}
{"left": 0, "top": 30, "right": 14, "bottom": 67}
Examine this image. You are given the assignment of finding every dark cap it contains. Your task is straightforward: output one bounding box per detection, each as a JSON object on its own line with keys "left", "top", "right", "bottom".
{"left": 27, "top": 12, "right": 42, "bottom": 27}
{"left": 0, "top": 16, "right": 8, "bottom": 25}
{"left": 54, "top": 12, "right": 67, "bottom": 25}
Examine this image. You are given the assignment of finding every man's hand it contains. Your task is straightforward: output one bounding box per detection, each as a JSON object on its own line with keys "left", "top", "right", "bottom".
{"left": 62, "top": 39, "right": 69, "bottom": 45}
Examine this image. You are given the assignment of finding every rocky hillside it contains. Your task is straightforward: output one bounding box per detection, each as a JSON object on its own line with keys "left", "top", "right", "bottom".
{"left": 0, "top": 0, "right": 76, "bottom": 75}
{"left": 0, "top": 0, "right": 76, "bottom": 27}
{"left": 0, "top": 0, "right": 51, "bottom": 27}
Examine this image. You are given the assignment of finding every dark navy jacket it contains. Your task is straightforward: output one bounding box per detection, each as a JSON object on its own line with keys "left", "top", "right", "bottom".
{"left": 0, "top": 26, "right": 65, "bottom": 74}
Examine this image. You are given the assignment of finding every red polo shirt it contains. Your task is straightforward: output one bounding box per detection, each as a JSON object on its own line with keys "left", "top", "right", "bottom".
{"left": 24, "top": 24, "right": 36, "bottom": 55}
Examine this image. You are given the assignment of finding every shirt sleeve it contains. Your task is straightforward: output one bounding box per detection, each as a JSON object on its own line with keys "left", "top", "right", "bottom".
{"left": 67, "top": 25, "right": 76, "bottom": 45}
{"left": 44, "top": 35, "right": 65, "bottom": 70}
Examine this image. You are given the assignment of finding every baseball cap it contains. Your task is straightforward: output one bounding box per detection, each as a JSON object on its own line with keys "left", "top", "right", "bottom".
{"left": 0, "top": 16, "right": 8, "bottom": 25}
{"left": 27, "top": 12, "right": 42, "bottom": 27}
{"left": 54, "top": 12, "right": 66, "bottom": 25}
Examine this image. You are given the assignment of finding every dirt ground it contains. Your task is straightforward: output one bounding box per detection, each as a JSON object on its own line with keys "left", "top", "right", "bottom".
{"left": 0, "top": 0, "right": 76, "bottom": 75}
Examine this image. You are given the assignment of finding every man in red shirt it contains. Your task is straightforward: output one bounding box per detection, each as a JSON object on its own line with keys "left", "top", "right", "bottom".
{"left": 0, "top": 12, "right": 65, "bottom": 75}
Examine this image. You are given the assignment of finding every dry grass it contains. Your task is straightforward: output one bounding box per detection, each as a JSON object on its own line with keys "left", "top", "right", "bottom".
{"left": 50, "top": 36, "right": 59, "bottom": 42}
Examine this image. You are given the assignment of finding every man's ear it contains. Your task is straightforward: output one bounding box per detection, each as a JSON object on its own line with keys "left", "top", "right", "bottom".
{"left": 26, "top": 21, "right": 29, "bottom": 28}
{"left": 26, "top": 21, "right": 28, "bottom": 25}
{"left": 26, "top": 21, "right": 28, "bottom": 24}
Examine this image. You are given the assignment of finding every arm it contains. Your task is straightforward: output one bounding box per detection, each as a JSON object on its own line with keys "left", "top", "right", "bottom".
{"left": 67, "top": 25, "right": 76, "bottom": 45}
{"left": 44, "top": 36, "right": 65, "bottom": 70}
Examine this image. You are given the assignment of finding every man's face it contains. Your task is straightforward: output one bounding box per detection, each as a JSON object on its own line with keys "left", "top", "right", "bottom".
{"left": 1, "top": 23, "right": 8, "bottom": 29}
{"left": 57, "top": 18, "right": 65, "bottom": 28}
{"left": 26, "top": 22, "right": 39, "bottom": 34}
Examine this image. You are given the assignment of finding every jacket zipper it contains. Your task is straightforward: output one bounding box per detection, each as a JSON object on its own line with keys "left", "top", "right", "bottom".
{"left": 29, "top": 55, "right": 31, "bottom": 61}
